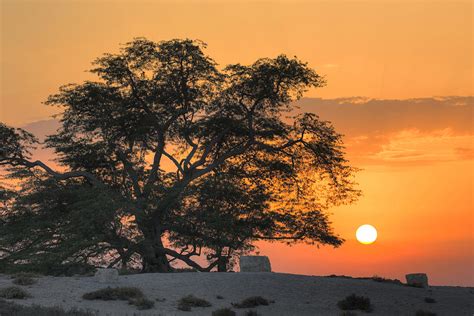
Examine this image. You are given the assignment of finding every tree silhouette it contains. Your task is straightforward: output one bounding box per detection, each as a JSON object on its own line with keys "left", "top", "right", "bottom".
{"left": 0, "top": 38, "right": 359, "bottom": 273}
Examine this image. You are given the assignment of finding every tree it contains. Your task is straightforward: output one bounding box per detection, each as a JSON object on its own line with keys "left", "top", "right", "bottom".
{"left": 0, "top": 38, "right": 359, "bottom": 273}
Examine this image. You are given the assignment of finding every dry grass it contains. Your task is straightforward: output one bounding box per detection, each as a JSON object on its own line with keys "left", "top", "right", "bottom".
{"left": 371, "top": 275, "right": 402, "bottom": 285}
{"left": 0, "top": 299, "right": 94, "bottom": 316}
{"left": 82, "top": 287, "right": 154, "bottom": 310}
{"left": 337, "top": 294, "right": 373, "bottom": 312}
{"left": 12, "top": 277, "right": 37, "bottom": 286}
{"left": 424, "top": 297, "right": 436, "bottom": 303}
{"left": 83, "top": 287, "right": 143, "bottom": 301}
{"left": 211, "top": 307, "right": 237, "bottom": 316}
{"left": 129, "top": 297, "right": 155, "bottom": 310}
{"left": 177, "top": 295, "right": 212, "bottom": 311}
{"left": 232, "top": 296, "right": 270, "bottom": 308}
{"left": 0, "top": 286, "right": 31, "bottom": 299}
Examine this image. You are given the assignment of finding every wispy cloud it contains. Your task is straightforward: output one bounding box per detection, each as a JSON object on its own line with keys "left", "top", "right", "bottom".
{"left": 369, "top": 128, "right": 473, "bottom": 163}
{"left": 296, "top": 96, "right": 474, "bottom": 165}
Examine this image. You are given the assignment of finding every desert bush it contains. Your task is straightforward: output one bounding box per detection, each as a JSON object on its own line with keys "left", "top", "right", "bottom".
{"left": 117, "top": 268, "right": 140, "bottom": 275}
{"left": 0, "top": 299, "right": 94, "bottom": 316}
{"left": 415, "top": 310, "right": 437, "bottom": 316}
{"left": 371, "top": 275, "right": 402, "bottom": 285}
{"left": 327, "top": 275, "right": 353, "bottom": 279}
{"left": 424, "top": 297, "right": 436, "bottom": 303}
{"left": 177, "top": 295, "right": 212, "bottom": 311}
{"left": 83, "top": 287, "right": 153, "bottom": 310}
{"left": 216, "top": 295, "right": 224, "bottom": 299}
{"left": 212, "top": 307, "right": 236, "bottom": 316}
{"left": 232, "top": 296, "right": 270, "bottom": 308}
{"left": 340, "top": 312, "right": 358, "bottom": 316}
{"left": 83, "top": 287, "right": 143, "bottom": 301}
{"left": 12, "top": 276, "right": 37, "bottom": 286}
{"left": 245, "top": 311, "right": 261, "bottom": 316}
{"left": 337, "top": 294, "right": 373, "bottom": 312}
{"left": 177, "top": 303, "right": 191, "bottom": 311}
{"left": 11, "top": 273, "right": 40, "bottom": 279}
{"left": 129, "top": 297, "right": 155, "bottom": 310}
{"left": 0, "top": 286, "right": 31, "bottom": 299}
{"left": 10, "top": 273, "right": 39, "bottom": 286}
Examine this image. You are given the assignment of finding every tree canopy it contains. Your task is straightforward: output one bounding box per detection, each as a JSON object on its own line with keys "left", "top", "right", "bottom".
{"left": 0, "top": 38, "right": 359, "bottom": 273}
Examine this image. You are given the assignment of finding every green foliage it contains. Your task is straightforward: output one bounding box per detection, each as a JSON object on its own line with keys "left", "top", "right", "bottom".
{"left": 0, "top": 299, "right": 94, "bottom": 316}
{"left": 212, "top": 308, "right": 236, "bottom": 316}
{"left": 0, "top": 286, "right": 31, "bottom": 299}
{"left": 337, "top": 294, "right": 373, "bottom": 312}
{"left": 232, "top": 296, "right": 270, "bottom": 308}
{"left": 177, "top": 295, "right": 212, "bottom": 311}
{"left": 1, "top": 38, "right": 359, "bottom": 272}
{"left": 0, "top": 123, "right": 37, "bottom": 163}
{"left": 0, "top": 174, "right": 128, "bottom": 273}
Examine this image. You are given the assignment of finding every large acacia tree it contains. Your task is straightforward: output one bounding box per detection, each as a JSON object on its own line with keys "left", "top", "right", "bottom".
{"left": 0, "top": 38, "right": 359, "bottom": 273}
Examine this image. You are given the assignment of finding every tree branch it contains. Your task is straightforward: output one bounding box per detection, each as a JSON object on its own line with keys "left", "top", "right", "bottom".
{"left": 114, "top": 150, "right": 142, "bottom": 196}
{"left": 162, "top": 149, "right": 185, "bottom": 176}
{"left": 162, "top": 248, "right": 220, "bottom": 272}
{"left": 6, "top": 158, "right": 103, "bottom": 187}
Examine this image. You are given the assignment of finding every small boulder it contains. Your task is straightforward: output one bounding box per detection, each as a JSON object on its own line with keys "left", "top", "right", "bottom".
{"left": 239, "top": 256, "right": 271, "bottom": 272}
{"left": 405, "top": 273, "right": 429, "bottom": 288}
{"left": 94, "top": 268, "right": 119, "bottom": 283}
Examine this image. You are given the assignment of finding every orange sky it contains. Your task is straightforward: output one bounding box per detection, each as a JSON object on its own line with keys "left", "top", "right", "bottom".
{"left": 1, "top": 0, "right": 473, "bottom": 285}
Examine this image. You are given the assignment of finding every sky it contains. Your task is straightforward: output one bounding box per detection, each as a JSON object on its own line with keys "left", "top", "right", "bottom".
{"left": 1, "top": 0, "right": 473, "bottom": 285}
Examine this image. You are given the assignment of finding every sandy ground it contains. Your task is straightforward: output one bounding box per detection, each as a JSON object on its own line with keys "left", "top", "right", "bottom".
{"left": 0, "top": 272, "right": 473, "bottom": 316}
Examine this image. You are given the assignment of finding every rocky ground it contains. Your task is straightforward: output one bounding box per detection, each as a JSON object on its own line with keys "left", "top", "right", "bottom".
{"left": 0, "top": 272, "right": 473, "bottom": 315}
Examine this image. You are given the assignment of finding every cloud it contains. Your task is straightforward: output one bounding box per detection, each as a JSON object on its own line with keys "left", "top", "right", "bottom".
{"left": 369, "top": 128, "right": 473, "bottom": 163}
{"left": 295, "top": 96, "right": 473, "bottom": 165}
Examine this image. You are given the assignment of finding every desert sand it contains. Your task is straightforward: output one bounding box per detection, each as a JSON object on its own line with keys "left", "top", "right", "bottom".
{"left": 0, "top": 272, "right": 473, "bottom": 315}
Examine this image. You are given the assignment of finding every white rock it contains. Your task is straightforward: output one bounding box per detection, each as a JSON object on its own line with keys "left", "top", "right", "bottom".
{"left": 94, "top": 268, "right": 119, "bottom": 283}
{"left": 240, "top": 256, "right": 272, "bottom": 272}
{"left": 405, "top": 273, "right": 429, "bottom": 288}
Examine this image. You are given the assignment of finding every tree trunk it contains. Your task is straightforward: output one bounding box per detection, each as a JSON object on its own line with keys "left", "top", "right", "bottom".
{"left": 141, "top": 244, "right": 173, "bottom": 272}
{"left": 142, "top": 251, "right": 172, "bottom": 272}
{"left": 140, "top": 227, "right": 173, "bottom": 273}
{"left": 217, "top": 256, "right": 228, "bottom": 272}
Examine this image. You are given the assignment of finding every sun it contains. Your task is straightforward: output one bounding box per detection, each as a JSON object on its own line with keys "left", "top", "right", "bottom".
{"left": 356, "top": 224, "right": 377, "bottom": 244}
